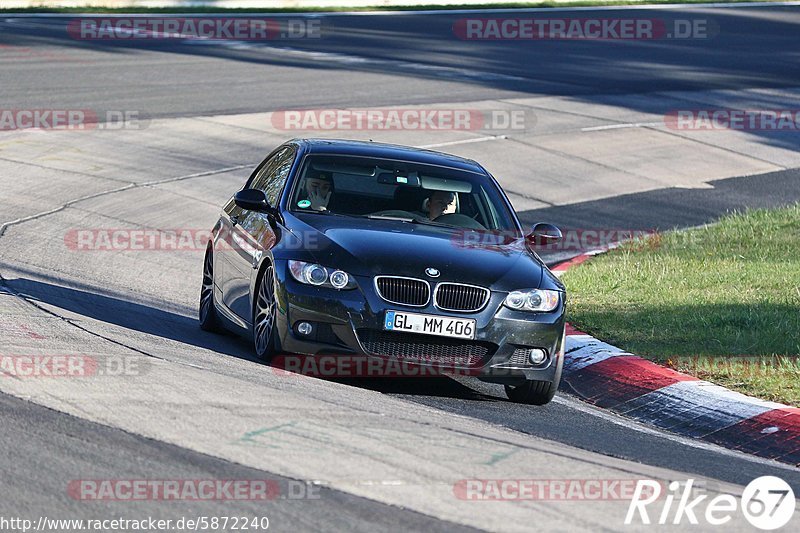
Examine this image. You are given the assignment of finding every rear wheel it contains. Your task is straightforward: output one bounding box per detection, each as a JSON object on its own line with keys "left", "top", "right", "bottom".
{"left": 253, "top": 265, "right": 278, "bottom": 361}
{"left": 199, "top": 246, "right": 223, "bottom": 333}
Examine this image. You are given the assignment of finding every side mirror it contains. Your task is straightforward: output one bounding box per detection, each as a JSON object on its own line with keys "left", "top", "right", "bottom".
{"left": 526, "top": 222, "right": 562, "bottom": 248}
{"left": 234, "top": 188, "right": 272, "bottom": 212}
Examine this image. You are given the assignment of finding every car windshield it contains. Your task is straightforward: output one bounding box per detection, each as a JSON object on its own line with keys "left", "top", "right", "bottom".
{"left": 290, "top": 154, "right": 519, "bottom": 232}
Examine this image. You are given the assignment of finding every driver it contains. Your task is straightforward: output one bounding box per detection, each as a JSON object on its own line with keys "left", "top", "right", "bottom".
{"left": 301, "top": 171, "right": 333, "bottom": 211}
{"left": 425, "top": 190, "right": 457, "bottom": 220}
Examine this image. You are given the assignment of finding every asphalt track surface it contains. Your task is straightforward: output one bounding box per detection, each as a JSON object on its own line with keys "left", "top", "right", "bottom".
{"left": 1, "top": 4, "right": 800, "bottom": 532}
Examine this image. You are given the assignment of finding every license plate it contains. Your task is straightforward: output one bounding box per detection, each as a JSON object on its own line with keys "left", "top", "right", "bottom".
{"left": 383, "top": 311, "right": 476, "bottom": 340}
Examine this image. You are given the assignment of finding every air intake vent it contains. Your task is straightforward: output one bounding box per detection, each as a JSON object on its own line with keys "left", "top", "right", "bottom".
{"left": 357, "top": 329, "right": 494, "bottom": 367}
{"left": 510, "top": 347, "right": 531, "bottom": 365}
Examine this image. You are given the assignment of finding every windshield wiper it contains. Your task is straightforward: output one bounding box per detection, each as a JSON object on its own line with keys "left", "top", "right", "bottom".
{"left": 365, "top": 214, "right": 462, "bottom": 229}
{"left": 408, "top": 218, "right": 459, "bottom": 229}
{"left": 297, "top": 210, "right": 352, "bottom": 218}
{"left": 365, "top": 214, "right": 415, "bottom": 222}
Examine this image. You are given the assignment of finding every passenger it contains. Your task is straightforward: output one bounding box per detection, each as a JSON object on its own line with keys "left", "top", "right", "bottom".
{"left": 425, "top": 190, "right": 457, "bottom": 220}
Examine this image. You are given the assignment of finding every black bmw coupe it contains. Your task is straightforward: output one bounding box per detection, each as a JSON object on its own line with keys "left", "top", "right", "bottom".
{"left": 200, "top": 139, "right": 566, "bottom": 405}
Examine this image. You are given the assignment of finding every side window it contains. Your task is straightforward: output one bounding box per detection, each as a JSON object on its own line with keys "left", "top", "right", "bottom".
{"left": 251, "top": 146, "right": 296, "bottom": 206}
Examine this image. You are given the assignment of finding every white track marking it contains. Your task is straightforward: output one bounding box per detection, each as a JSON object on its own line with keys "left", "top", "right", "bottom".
{"left": 418, "top": 135, "right": 506, "bottom": 148}
{"left": 564, "top": 334, "right": 631, "bottom": 371}
{"left": 581, "top": 122, "right": 663, "bottom": 132}
{"left": 553, "top": 394, "right": 800, "bottom": 471}
{"left": 622, "top": 379, "right": 789, "bottom": 418}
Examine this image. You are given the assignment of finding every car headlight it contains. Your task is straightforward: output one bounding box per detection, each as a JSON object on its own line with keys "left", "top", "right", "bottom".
{"left": 288, "top": 260, "right": 357, "bottom": 290}
{"left": 504, "top": 289, "right": 560, "bottom": 312}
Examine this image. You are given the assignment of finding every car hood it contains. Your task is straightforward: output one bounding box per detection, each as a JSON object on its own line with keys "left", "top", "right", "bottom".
{"left": 285, "top": 213, "right": 549, "bottom": 291}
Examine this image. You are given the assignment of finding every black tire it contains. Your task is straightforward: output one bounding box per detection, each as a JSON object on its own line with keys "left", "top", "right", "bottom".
{"left": 199, "top": 245, "right": 224, "bottom": 333}
{"left": 504, "top": 380, "right": 557, "bottom": 405}
{"left": 253, "top": 264, "right": 278, "bottom": 361}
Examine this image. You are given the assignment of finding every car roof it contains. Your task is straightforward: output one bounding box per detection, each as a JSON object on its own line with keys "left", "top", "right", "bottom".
{"left": 292, "top": 138, "right": 487, "bottom": 175}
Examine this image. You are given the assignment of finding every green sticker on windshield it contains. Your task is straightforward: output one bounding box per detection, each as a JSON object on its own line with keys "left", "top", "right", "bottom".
{"left": 297, "top": 199, "right": 311, "bottom": 208}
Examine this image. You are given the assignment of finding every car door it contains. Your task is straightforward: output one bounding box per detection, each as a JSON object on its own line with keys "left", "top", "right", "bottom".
{"left": 223, "top": 145, "right": 296, "bottom": 323}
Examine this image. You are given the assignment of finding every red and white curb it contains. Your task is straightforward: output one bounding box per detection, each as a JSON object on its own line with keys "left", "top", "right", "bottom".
{"left": 552, "top": 251, "right": 800, "bottom": 466}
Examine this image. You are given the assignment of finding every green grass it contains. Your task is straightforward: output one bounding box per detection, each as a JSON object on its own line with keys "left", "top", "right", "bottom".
{"left": 561, "top": 204, "right": 800, "bottom": 405}
{"left": 0, "top": 0, "right": 785, "bottom": 14}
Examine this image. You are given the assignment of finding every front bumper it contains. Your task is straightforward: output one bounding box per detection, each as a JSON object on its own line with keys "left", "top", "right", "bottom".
{"left": 272, "top": 260, "right": 566, "bottom": 385}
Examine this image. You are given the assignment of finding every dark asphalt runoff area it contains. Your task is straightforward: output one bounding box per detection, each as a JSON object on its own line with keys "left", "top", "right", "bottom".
{"left": 0, "top": 393, "right": 477, "bottom": 532}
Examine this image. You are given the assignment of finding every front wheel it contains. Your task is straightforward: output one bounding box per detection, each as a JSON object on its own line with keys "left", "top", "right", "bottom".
{"left": 253, "top": 265, "right": 278, "bottom": 361}
{"left": 505, "top": 380, "right": 558, "bottom": 405}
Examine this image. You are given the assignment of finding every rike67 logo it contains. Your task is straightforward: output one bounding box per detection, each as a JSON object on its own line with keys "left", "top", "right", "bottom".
{"left": 626, "top": 477, "right": 795, "bottom": 530}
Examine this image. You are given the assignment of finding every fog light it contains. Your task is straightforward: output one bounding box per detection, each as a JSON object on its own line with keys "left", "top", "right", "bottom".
{"left": 297, "top": 322, "right": 313, "bottom": 336}
{"left": 528, "top": 349, "right": 546, "bottom": 365}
